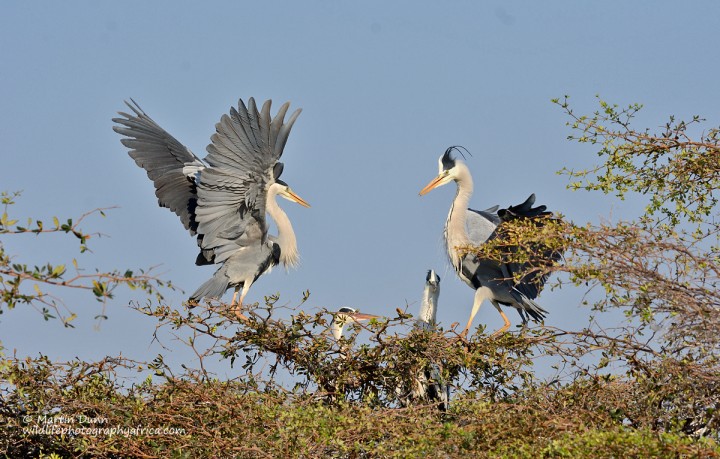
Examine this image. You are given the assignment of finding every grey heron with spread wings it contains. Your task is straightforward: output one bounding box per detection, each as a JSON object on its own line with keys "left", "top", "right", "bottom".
{"left": 419, "top": 146, "right": 560, "bottom": 337}
{"left": 113, "top": 98, "right": 309, "bottom": 319}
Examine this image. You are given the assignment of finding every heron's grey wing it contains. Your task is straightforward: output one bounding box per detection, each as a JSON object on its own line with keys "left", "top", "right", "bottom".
{"left": 204, "top": 98, "right": 301, "bottom": 176}
{"left": 487, "top": 194, "right": 561, "bottom": 302}
{"left": 459, "top": 195, "right": 559, "bottom": 322}
{"left": 466, "top": 206, "right": 500, "bottom": 245}
{"left": 194, "top": 168, "right": 267, "bottom": 264}
{"left": 194, "top": 98, "right": 301, "bottom": 263}
{"left": 113, "top": 100, "right": 204, "bottom": 234}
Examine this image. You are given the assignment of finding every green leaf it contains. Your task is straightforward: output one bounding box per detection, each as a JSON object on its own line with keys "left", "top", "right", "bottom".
{"left": 92, "top": 280, "right": 106, "bottom": 297}
{"left": 51, "top": 264, "right": 66, "bottom": 278}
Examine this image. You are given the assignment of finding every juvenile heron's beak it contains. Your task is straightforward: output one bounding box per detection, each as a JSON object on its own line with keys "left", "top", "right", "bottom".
{"left": 283, "top": 188, "right": 311, "bottom": 207}
{"left": 419, "top": 172, "right": 450, "bottom": 196}
{"left": 331, "top": 310, "right": 381, "bottom": 340}
{"left": 348, "top": 312, "right": 381, "bottom": 321}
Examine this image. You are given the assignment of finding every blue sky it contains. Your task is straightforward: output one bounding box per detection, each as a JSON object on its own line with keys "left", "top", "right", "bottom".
{"left": 2, "top": 2, "right": 719, "bottom": 379}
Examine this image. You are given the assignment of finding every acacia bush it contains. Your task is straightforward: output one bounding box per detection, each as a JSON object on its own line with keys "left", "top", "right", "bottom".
{"left": 1, "top": 97, "right": 719, "bottom": 457}
{"left": 2, "top": 352, "right": 719, "bottom": 458}
{"left": 0, "top": 191, "right": 172, "bottom": 326}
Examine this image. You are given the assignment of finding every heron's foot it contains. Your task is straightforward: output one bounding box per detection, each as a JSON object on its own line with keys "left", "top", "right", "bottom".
{"left": 450, "top": 329, "right": 470, "bottom": 345}
{"left": 490, "top": 325, "right": 510, "bottom": 338}
{"left": 231, "top": 303, "right": 249, "bottom": 322}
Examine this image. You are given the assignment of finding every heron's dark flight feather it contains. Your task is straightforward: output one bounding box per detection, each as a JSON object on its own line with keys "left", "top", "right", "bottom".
{"left": 112, "top": 100, "right": 203, "bottom": 234}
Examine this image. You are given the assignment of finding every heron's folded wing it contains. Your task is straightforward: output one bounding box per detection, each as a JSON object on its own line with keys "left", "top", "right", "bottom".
{"left": 467, "top": 206, "right": 500, "bottom": 245}
{"left": 486, "top": 194, "right": 561, "bottom": 299}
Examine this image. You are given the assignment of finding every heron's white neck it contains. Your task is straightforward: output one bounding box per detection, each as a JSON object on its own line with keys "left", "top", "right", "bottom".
{"left": 416, "top": 286, "right": 439, "bottom": 330}
{"left": 331, "top": 319, "right": 344, "bottom": 340}
{"left": 444, "top": 163, "right": 474, "bottom": 271}
{"left": 266, "top": 191, "right": 300, "bottom": 269}
{"left": 331, "top": 314, "right": 353, "bottom": 340}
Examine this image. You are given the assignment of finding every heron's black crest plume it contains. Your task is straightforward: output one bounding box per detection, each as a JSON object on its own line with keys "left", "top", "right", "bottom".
{"left": 273, "top": 162, "right": 284, "bottom": 180}
{"left": 426, "top": 270, "right": 440, "bottom": 283}
{"left": 441, "top": 145, "right": 472, "bottom": 170}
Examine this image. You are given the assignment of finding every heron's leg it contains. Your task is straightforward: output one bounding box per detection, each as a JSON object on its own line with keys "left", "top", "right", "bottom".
{"left": 230, "top": 286, "right": 240, "bottom": 306}
{"left": 460, "top": 288, "right": 487, "bottom": 337}
{"left": 232, "top": 284, "right": 249, "bottom": 322}
{"left": 490, "top": 300, "right": 511, "bottom": 337}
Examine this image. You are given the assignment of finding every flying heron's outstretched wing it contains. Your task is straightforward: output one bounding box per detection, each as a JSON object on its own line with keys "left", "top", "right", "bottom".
{"left": 112, "top": 100, "right": 205, "bottom": 234}
{"left": 194, "top": 98, "right": 302, "bottom": 264}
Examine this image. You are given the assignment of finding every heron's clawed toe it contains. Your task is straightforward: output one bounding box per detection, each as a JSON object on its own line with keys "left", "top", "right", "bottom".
{"left": 232, "top": 303, "right": 249, "bottom": 322}
{"left": 450, "top": 329, "right": 470, "bottom": 345}
{"left": 234, "top": 311, "right": 249, "bottom": 322}
{"left": 490, "top": 325, "right": 510, "bottom": 338}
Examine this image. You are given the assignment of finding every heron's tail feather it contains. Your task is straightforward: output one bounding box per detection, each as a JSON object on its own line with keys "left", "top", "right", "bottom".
{"left": 513, "top": 289, "right": 548, "bottom": 322}
{"left": 189, "top": 269, "right": 230, "bottom": 302}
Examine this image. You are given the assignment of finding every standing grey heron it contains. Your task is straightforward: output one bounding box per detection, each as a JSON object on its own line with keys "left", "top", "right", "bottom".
{"left": 411, "top": 269, "right": 450, "bottom": 411}
{"left": 419, "top": 146, "right": 560, "bottom": 337}
{"left": 113, "top": 98, "right": 309, "bottom": 319}
{"left": 330, "top": 307, "right": 380, "bottom": 340}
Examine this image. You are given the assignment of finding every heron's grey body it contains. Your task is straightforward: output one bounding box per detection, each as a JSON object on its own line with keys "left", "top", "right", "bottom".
{"left": 420, "top": 146, "right": 559, "bottom": 336}
{"left": 190, "top": 242, "right": 280, "bottom": 302}
{"left": 411, "top": 270, "right": 450, "bottom": 411}
{"left": 113, "top": 98, "right": 308, "bottom": 312}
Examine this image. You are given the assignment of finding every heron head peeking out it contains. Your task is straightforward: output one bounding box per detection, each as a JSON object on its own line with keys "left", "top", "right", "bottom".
{"left": 331, "top": 307, "right": 380, "bottom": 340}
